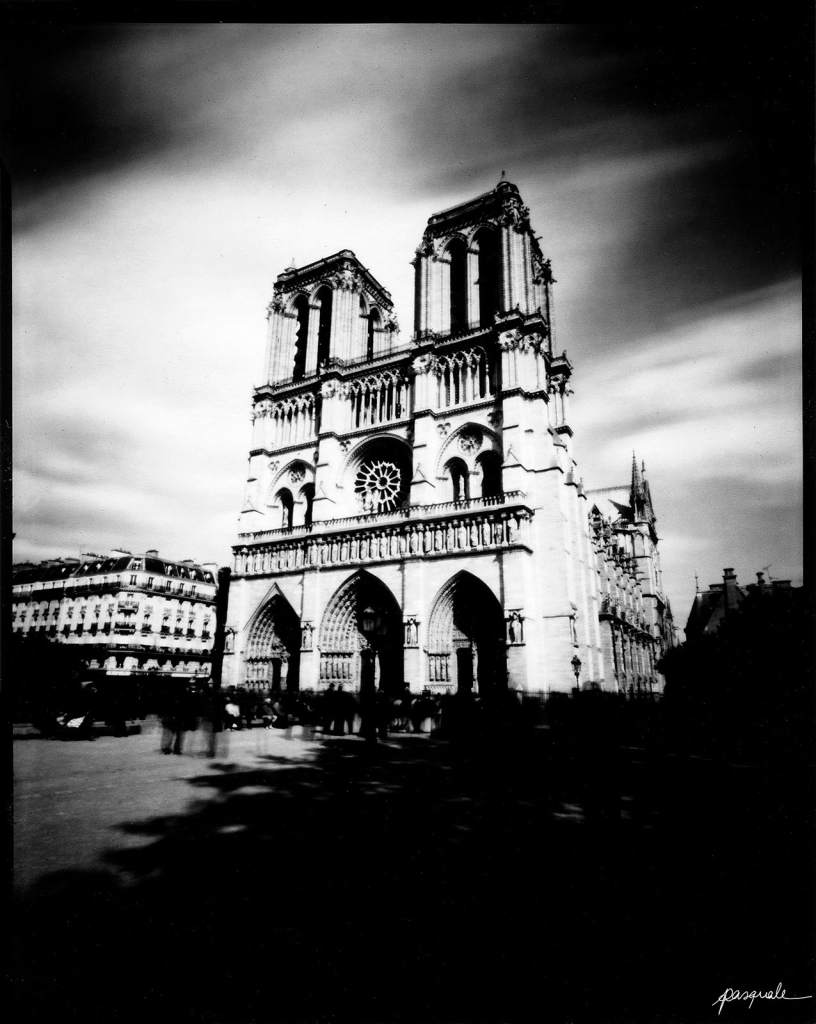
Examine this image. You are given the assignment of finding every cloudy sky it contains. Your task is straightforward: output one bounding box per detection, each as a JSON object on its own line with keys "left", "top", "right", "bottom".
{"left": 8, "top": 18, "right": 805, "bottom": 630}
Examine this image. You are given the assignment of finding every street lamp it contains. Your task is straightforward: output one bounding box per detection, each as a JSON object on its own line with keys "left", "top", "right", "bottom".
{"left": 571, "top": 654, "right": 582, "bottom": 693}
{"left": 359, "top": 606, "right": 383, "bottom": 743}
{"left": 361, "top": 606, "right": 379, "bottom": 636}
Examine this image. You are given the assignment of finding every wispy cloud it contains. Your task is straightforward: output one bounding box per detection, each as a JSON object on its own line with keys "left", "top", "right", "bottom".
{"left": 10, "top": 22, "right": 802, "bottom": 628}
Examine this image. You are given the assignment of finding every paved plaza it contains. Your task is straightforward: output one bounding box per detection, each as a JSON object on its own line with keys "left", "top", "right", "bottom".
{"left": 13, "top": 721, "right": 813, "bottom": 1024}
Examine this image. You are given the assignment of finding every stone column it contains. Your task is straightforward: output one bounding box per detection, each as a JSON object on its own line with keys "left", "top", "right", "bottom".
{"left": 500, "top": 225, "right": 513, "bottom": 312}
{"left": 435, "top": 255, "right": 451, "bottom": 335}
{"left": 331, "top": 282, "right": 357, "bottom": 363}
{"left": 466, "top": 248, "right": 480, "bottom": 329}
{"left": 305, "top": 301, "right": 321, "bottom": 374}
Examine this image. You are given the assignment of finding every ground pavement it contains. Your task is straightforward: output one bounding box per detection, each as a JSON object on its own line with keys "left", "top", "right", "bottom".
{"left": 13, "top": 719, "right": 814, "bottom": 1024}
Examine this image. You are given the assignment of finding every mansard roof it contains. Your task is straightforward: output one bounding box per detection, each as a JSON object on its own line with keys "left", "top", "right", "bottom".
{"left": 13, "top": 553, "right": 216, "bottom": 587}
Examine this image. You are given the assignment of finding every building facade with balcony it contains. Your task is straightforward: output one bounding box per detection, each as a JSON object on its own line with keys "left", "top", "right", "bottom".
{"left": 12, "top": 550, "right": 218, "bottom": 686}
{"left": 224, "top": 179, "right": 674, "bottom": 697}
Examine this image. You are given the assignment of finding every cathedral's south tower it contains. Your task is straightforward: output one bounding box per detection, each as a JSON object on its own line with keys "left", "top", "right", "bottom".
{"left": 224, "top": 179, "right": 672, "bottom": 699}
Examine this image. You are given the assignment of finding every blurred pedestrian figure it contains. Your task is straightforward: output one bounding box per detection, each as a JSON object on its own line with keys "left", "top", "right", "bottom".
{"left": 333, "top": 685, "right": 348, "bottom": 734}
{"left": 271, "top": 697, "right": 286, "bottom": 727}
{"left": 161, "top": 682, "right": 186, "bottom": 755}
{"left": 62, "top": 684, "right": 98, "bottom": 741}
{"left": 375, "top": 689, "right": 390, "bottom": 740}
{"left": 107, "top": 683, "right": 128, "bottom": 738}
{"left": 261, "top": 698, "right": 275, "bottom": 729}
{"left": 224, "top": 698, "right": 242, "bottom": 731}
{"left": 206, "top": 681, "right": 225, "bottom": 758}
{"left": 343, "top": 688, "right": 358, "bottom": 735}
{"left": 240, "top": 690, "right": 256, "bottom": 730}
{"left": 321, "top": 683, "right": 337, "bottom": 733}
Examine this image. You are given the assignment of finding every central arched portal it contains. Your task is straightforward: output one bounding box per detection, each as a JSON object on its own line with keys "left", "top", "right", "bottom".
{"left": 245, "top": 590, "right": 301, "bottom": 693}
{"left": 427, "top": 571, "right": 506, "bottom": 698}
{"left": 318, "top": 570, "right": 403, "bottom": 696}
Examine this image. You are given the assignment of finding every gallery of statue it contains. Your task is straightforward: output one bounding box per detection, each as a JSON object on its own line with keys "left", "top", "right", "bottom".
{"left": 223, "top": 179, "right": 674, "bottom": 698}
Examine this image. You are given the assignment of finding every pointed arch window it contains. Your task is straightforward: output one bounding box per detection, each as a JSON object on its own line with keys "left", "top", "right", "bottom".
{"left": 367, "top": 308, "right": 380, "bottom": 361}
{"left": 448, "top": 238, "right": 468, "bottom": 334}
{"left": 447, "top": 458, "right": 470, "bottom": 503}
{"left": 316, "top": 286, "right": 333, "bottom": 369}
{"left": 475, "top": 227, "right": 500, "bottom": 328}
{"left": 477, "top": 451, "right": 502, "bottom": 499}
{"left": 293, "top": 296, "right": 309, "bottom": 381}
{"left": 301, "top": 483, "right": 315, "bottom": 529}
{"left": 278, "top": 488, "right": 295, "bottom": 530}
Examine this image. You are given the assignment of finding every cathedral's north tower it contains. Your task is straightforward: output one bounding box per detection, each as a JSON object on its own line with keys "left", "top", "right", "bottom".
{"left": 224, "top": 179, "right": 671, "bottom": 697}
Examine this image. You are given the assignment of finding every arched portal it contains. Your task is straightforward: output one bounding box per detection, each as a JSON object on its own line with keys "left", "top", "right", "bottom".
{"left": 318, "top": 570, "right": 403, "bottom": 695}
{"left": 427, "top": 571, "right": 506, "bottom": 698}
{"left": 245, "top": 589, "right": 301, "bottom": 693}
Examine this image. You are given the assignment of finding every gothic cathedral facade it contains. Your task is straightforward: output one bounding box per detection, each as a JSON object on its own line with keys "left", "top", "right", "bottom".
{"left": 223, "top": 179, "right": 674, "bottom": 697}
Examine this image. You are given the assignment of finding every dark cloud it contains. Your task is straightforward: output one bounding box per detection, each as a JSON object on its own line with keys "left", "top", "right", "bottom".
{"left": 3, "top": 23, "right": 304, "bottom": 211}
{"left": 729, "top": 350, "right": 801, "bottom": 386}
{"left": 402, "top": 21, "right": 804, "bottom": 335}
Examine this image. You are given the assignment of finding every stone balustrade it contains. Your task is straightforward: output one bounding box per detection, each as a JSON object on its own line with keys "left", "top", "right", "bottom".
{"left": 234, "top": 499, "right": 533, "bottom": 576}
{"left": 237, "top": 491, "right": 526, "bottom": 542}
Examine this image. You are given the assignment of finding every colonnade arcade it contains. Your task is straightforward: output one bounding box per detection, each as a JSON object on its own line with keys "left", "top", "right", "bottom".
{"left": 240, "top": 569, "right": 509, "bottom": 696}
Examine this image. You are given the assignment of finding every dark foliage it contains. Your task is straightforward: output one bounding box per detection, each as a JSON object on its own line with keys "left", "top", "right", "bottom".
{"left": 659, "top": 588, "right": 814, "bottom": 767}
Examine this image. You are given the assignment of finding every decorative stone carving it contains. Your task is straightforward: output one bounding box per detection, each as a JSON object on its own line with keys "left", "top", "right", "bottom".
{"left": 488, "top": 410, "right": 503, "bottom": 428}
{"left": 330, "top": 265, "right": 361, "bottom": 292}
{"left": 354, "top": 457, "right": 408, "bottom": 513}
{"left": 506, "top": 610, "right": 524, "bottom": 644}
{"left": 414, "top": 354, "right": 437, "bottom": 375}
{"left": 457, "top": 426, "right": 482, "bottom": 455}
{"left": 499, "top": 200, "right": 531, "bottom": 233}
{"left": 498, "top": 329, "right": 522, "bottom": 351}
{"left": 321, "top": 380, "right": 337, "bottom": 399}
{"left": 339, "top": 439, "right": 351, "bottom": 452}
{"left": 290, "top": 466, "right": 305, "bottom": 484}
{"left": 437, "top": 421, "right": 451, "bottom": 437}
{"left": 404, "top": 617, "right": 419, "bottom": 646}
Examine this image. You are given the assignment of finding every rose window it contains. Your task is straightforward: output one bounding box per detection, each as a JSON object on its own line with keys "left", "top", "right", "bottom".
{"left": 354, "top": 458, "right": 407, "bottom": 512}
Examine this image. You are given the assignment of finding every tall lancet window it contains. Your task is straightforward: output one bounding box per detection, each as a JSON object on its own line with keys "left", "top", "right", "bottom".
{"left": 293, "top": 296, "right": 309, "bottom": 381}
{"left": 477, "top": 451, "right": 502, "bottom": 499}
{"left": 367, "top": 309, "right": 380, "bottom": 361}
{"left": 316, "top": 286, "right": 333, "bottom": 369}
{"left": 278, "top": 488, "right": 295, "bottom": 529}
{"left": 475, "top": 227, "right": 500, "bottom": 328}
{"left": 449, "top": 238, "right": 468, "bottom": 334}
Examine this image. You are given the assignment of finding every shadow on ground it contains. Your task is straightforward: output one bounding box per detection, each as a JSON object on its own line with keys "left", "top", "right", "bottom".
{"left": 13, "top": 725, "right": 815, "bottom": 1024}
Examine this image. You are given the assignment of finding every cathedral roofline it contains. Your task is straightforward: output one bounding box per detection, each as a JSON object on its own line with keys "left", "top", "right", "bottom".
{"left": 276, "top": 249, "right": 393, "bottom": 306}
{"left": 424, "top": 180, "right": 524, "bottom": 237}
{"left": 427, "top": 180, "right": 521, "bottom": 224}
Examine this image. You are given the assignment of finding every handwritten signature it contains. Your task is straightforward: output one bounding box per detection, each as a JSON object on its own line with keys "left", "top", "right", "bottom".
{"left": 714, "top": 984, "right": 812, "bottom": 1015}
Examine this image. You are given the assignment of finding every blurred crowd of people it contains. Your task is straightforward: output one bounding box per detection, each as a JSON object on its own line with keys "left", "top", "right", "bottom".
{"left": 156, "top": 679, "right": 530, "bottom": 755}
